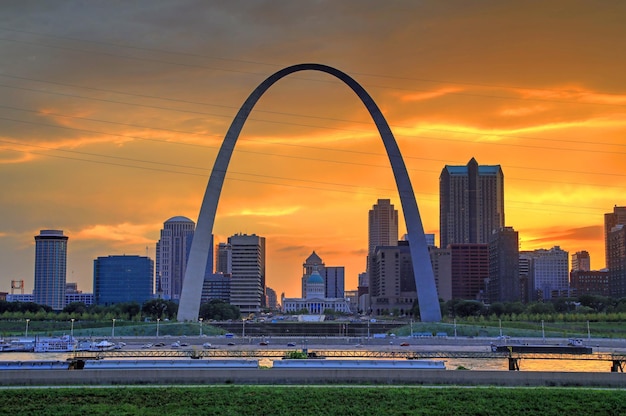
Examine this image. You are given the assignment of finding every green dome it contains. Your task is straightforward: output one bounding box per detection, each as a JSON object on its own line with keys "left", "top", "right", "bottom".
{"left": 307, "top": 271, "right": 324, "bottom": 284}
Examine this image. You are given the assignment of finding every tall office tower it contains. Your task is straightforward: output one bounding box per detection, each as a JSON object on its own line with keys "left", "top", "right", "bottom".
{"left": 33, "top": 230, "right": 68, "bottom": 310}
{"left": 156, "top": 216, "right": 209, "bottom": 300}
{"left": 608, "top": 224, "right": 626, "bottom": 297}
{"left": 93, "top": 255, "right": 153, "bottom": 305}
{"left": 367, "top": 199, "right": 398, "bottom": 308}
{"left": 215, "top": 242, "right": 232, "bottom": 275}
{"left": 228, "top": 233, "right": 266, "bottom": 314}
{"left": 325, "top": 266, "right": 345, "bottom": 299}
{"left": 488, "top": 227, "right": 520, "bottom": 303}
{"left": 301, "top": 251, "right": 325, "bottom": 298}
{"left": 370, "top": 241, "right": 417, "bottom": 316}
{"left": 439, "top": 158, "right": 504, "bottom": 248}
{"left": 368, "top": 199, "right": 398, "bottom": 254}
{"left": 429, "top": 246, "right": 452, "bottom": 301}
{"left": 521, "top": 246, "right": 569, "bottom": 300}
{"left": 605, "top": 206, "right": 626, "bottom": 267}
{"left": 571, "top": 251, "right": 591, "bottom": 272}
{"left": 450, "top": 243, "right": 489, "bottom": 300}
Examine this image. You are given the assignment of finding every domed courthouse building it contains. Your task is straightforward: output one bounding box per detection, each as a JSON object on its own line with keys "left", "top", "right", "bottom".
{"left": 281, "top": 252, "right": 351, "bottom": 315}
{"left": 282, "top": 270, "right": 352, "bottom": 314}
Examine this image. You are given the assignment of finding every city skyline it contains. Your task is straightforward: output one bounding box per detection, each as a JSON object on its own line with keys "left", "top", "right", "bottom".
{"left": 0, "top": 1, "right": 625, "bottom": 298}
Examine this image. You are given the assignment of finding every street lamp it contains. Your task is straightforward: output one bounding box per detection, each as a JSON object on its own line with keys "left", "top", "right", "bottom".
{"left": 156, "top": 318, "right": 160, "bottom": 337}
{"left": 541, "top": 320, "right": 545, "bottom": 341}
{"left": 111, "top": 318, "right": 116, "bottom": 338}
{"left": 70, "top": 318, "right": 75, "bottom": 339}
{"left": 242, "top": 319, "right": 246, "bottom": 337}
{"left": 499, "top": 319, "right": 502, "bottom": 338}
{"left": 199, "top": 318, "right": 203, "bottom": 337}
{"left": 25, "top": 319, "right": 30, "bottom": 338}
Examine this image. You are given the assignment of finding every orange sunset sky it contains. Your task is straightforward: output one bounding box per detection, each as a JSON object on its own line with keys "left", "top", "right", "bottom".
{"left": 0, "top": 1, "right": 625, "bottom": 299}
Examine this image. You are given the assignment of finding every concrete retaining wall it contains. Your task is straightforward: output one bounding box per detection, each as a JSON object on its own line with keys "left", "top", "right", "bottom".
{"left": 2, "top": 368, "right": 625, "bottom": 387}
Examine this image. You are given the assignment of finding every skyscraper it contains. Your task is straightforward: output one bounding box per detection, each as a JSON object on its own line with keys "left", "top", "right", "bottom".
{"left": 608, "top": 224, "right": 626, "bottom": 298}
{"left": 33, "top": 230, "right": 68, "bottom": 310}
{"left": 439, "top": 158, "right": 504, "bottom": 248}
{"left": 156, "top": 216, "right": 195, "bottom": 300}
{"left": 605, "top": 206, "right": 626, "bottom": 268}
{"left": 368, "top": 199, "right": 398, "bottom": 254}
{"left": 571, "top": 251, "right": 591, "bottom": 272}
{"left": 228, "top": 233, "right": 265, "bottom": 314}
{"left": 93, "top": 255, "right": 153, "bottom": 305}
{"left": 488, "top": 227, "right": 520, "bottom": 303}
{"left": 521, "top": 246, "right": 569, "bottom": 300}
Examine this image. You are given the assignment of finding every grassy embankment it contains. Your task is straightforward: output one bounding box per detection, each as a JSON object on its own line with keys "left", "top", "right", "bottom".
{"left": 2, "top": 319, "right": 626, "bottom": 339}
{"left": 0, "top": 386, "right": 625, "bottom": 415}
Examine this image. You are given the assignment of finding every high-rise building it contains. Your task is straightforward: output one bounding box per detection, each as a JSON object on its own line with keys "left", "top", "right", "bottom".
{"left": 93, "top": 255, "right": 153, "bottom": 305}
{"left": 488, "top": 227, "right": 520, "bottom": 303}
{"left": 265, "top": 286, "right": 278, "bottom": 310}
{"left": 571, "top": 251, "right": 591, "bottom": 272}
{"left": 429, "top": 247, "right": 452, "bottom": 301}
{"left": 156, "top": 216, "right": 213, "bottom": 300}
{"left": 367, "top": 199, "right": 399, "bottom": 309}
{"left": 215, "top": 242, "right": 232, "bottom": 275}
{"left": 228, "top": 233, "right": 266, "bottom": 314}
{"left": 370, "top": 241, "right": 417, "bottom": 316}
{"left": 439, "top": 158, "right": 504, "bottom": 248}
{"left": 368, "top": 199, "right": 398, "bottom": 254}
{"left": 521, "top": 246, "right": 569, "bottom": 300}
{"left": 604, "top": 206, "right": 626, "bottom": 268}
{"left": 608, "top": 224, "right": 626, "bottom": 298}
{"left": 33, "top": 230, "right": 68, "bottom": 310}
{"left": 450, "top": 243, "right": 489, "bottom": 300}
{"left": 325, "top": 266, "right": 345, "bottom": 299}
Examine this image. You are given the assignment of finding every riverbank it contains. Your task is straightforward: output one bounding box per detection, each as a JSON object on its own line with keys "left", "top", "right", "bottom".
{"left": 1, "top": 367, "right": 626, "bottom": 387}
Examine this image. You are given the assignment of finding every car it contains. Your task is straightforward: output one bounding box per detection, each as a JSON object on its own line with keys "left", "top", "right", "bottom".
{"left": 400, "top": 342, "right": 410, "bottom": 347}
{"left": 202, "top": 342, "right": 213, "bottom": 349}
{"left": 154, "top": 342, "right": 165, "bottom": 347}
{"left": 227, "top": 342, "right": 236, "bottom": 346}
{"left": 287, "top": 342, "right": 296, "bottom": 347}
{"left": 259, "top": 341, "right": 269, "bottom": 346}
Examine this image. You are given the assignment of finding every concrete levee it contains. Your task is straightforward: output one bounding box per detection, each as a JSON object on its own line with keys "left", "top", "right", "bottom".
{"left": 2, "top": 369, "right": 625, "bottom": 387}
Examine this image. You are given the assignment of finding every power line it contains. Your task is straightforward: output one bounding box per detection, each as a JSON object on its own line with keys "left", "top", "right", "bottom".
{"left": 2, "top": 73, "right": 626, "bottom": 151}
{"left": 2, "top": 26, "right": 626, "bottom": 100}
{"left": 1, "top": 81, "right": 625, "bottom": 158}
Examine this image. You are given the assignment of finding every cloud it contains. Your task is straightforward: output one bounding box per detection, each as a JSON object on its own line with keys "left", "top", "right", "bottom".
{"left": 524, "top": 225, "right": 604, "bottom": 245}
{"left": 72, "top": 222, "right": 159, "bottom": 245}
{"left": 225, "top": 206, "right": 301, "bottom": 217}
{"left": 400, "top": 87, "right": 463, "bottom": 102}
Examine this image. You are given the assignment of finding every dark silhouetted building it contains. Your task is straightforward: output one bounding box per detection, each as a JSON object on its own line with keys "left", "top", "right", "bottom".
{"left": 450, "top": 243, "right": 489, "bottom": 300}
{"left": 488, "top": 227, "right": 520, "bottom": 303}
{"left": 440, "top": 158, "right": 504, "bottom": 248}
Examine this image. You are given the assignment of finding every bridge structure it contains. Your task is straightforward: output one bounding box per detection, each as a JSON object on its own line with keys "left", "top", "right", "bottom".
{"left": 177, "top": 63, "right": 441, "bottom": 323}
{"left": 73, "top": 349, "right": 626, "bottom": 372}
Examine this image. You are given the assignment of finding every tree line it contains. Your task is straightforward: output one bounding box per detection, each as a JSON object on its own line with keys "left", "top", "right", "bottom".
{"left": 0, "top": 298, "right": 239, "bottom": 322}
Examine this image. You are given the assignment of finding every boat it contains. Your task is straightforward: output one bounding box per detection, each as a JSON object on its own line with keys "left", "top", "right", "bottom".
{"left": 490, "top": 338, "right": 592, "bottom": 355}
{"left": 34, "top": 336, "right": 78, "bottom": 353}
{"left": 76, "top": 340, "right": 117, "bottom": 352}
{"left": 0, "top": 339, "right": 35, "bottom": 353}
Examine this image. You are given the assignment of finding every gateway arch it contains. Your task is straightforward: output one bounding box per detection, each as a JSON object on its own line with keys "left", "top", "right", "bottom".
{"left": 177, "top": 63, "right": 442, "bottom": 322}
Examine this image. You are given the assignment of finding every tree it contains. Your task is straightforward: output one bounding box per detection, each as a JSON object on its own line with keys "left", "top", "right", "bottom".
{"left": 142, "top": 299, "right": 178, "bottom": 320}
{"left": 63, "top": 302, "right": 87, "bottom": 315}
{"left": 199, "top": 299, "right": 240, "bottom": 321}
